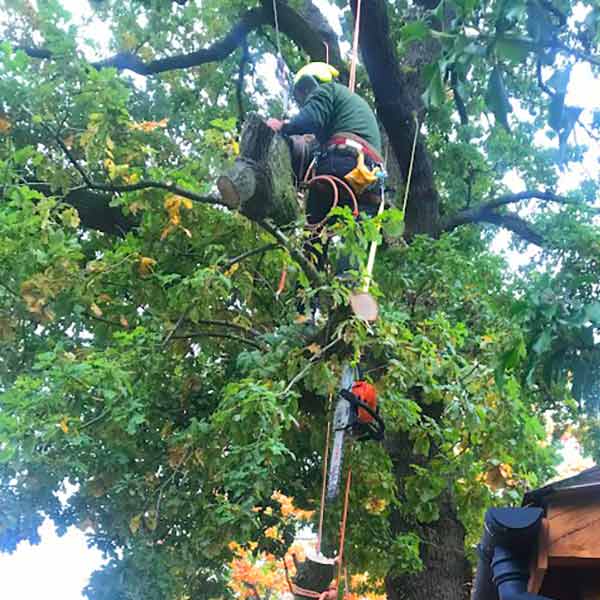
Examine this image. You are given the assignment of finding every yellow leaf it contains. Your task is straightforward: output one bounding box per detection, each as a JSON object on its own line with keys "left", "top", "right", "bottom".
{"left": 160, "top": 225, "right": 174, "bottom": 240}
{"left": 168, "top": 445, "right": 186, "bottom": 468}
{"left": 130, "top": 118, "right": 169, "bottom": 132}
{"left": 225, "top": 262, "right": 240, "bottom": 278}
{"left": 128, "top": 201, "right": 144, "bottom": 214}
{"left": 193, "top": 449, "right": 204, "bottom": 465}
{"left": 181, "top": 198, "right": 193, "bottom": 210}
{"left": 0, "top": 117, "right": 11, "bottom": 134}
{"left": 264, "top": 526, "right": 279, "bottom": 539}
{"left": 123, "top": 172, "right": 140, "bottom": 184}
{"left": 129, "top": 513, "right": 142, "bottom": 534}
{"left": 90, "top": 302, "right": 103, "bottom": 318}
{"left": 61, "top": 207, "right": 80, "bottom": 229}
{"left": 307, "top": 343, "right": 321, "bottom": 354}
{"left": 144, "top": 509, "right": 158, "bottom": 531}
{"left": 138, "top": 256, "right": 157, "bottom": 276}
{"left": 59, "top": 417, "right": 69, "bottom": 433}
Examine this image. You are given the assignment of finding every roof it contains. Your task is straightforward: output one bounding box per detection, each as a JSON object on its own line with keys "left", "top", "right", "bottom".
{"left": 523, "top": 465, "right": 600, "bottom": 507}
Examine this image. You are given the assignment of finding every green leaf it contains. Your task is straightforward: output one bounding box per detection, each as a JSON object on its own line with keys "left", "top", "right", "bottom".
{"left": 584, "top": 302, "right": 600, "bottom": 324}
{"left": 422, "top": 63, "right": 446, "bottom": 109}
{"left": 400, "top": 21, "right": 430, "bottom": 44}
{"left": 485, "top": 66, "right": 512, "bottom": 130}
{"left": 495, "top": 36, "right": 532, "bottom": 63}
{"left": 532, "top": 330, "right": 553, "bottom": 354}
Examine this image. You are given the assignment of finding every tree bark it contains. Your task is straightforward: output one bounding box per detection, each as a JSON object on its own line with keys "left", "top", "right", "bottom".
{"left": 217, "top": 113, "right": 300, "bottom": 226}
{"left": 385, "top": 431, "right": 471, "bottom": 600}
{"left": 386, "top": 498, "right": 470, "bottom": 600}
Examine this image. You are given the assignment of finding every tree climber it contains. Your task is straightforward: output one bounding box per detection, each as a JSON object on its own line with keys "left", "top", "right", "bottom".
{"left": 266, "top": 62, "right": 384, "bottom": 232}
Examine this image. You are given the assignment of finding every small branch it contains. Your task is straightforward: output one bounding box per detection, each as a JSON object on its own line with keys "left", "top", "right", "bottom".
{"left": 193, "top": 319, "right": 262, "bottom": 338}
{"left": 243, "top": 582, "right": 263, "bottom": 600}
{"left": 259, "top": 219, "right": 322, "bottom": 288}
{"left": 223, "top": 242, "right": 281, "bottom": 270}
{"left": 281, "top": 336, "right": 341, "bottom": 396}
{"left": 32, "top": 109, "right": 226, "bottom": 208}
{"left": 536, "top": 60, "right": 554, "bottom": 97}
{"left": 171, "top": 331, "right": 264, "bottom": 350}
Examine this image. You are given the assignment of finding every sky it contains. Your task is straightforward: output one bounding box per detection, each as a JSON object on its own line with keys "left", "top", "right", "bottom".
{"left": 0, "top": 1, "right": 599, "bottom": 598}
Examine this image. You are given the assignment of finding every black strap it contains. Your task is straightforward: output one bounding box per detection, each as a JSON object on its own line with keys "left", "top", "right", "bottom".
{"left": 339, "top": 389, "right": 385, "bottom": 442}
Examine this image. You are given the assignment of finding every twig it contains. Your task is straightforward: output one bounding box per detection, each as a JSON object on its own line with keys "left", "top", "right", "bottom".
{"left": 29, "top": 107, "right": 226, "bottom": 208}
{"left": 171, "top": 330, "right": 264, "bottom": 350}
{"left": 223, "top": 242, "right": 281, "bottom": 270}
{"left": 161, "top": 308, "right": 192, "bottom": 348}
{"left": 281, "top": 336, "right": 341, "bottom": 396}
{"left": 259, "top": 219, "right": 322, "bottom": 288}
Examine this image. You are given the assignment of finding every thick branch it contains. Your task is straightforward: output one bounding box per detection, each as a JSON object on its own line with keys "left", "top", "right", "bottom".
{"left": 50, "top": 131, "right": 225, "bottom": 208}
{"left": 482, "top": 190, "right": 600, "bottom": 212}
{"left": 441, "top": 205, "right": 546, "bottom": 247}
{"left": 8, "top": 1, "right": 342, "bottom": 77}
{"left": 443, "top": 190, "right": 600, "bottom": 235}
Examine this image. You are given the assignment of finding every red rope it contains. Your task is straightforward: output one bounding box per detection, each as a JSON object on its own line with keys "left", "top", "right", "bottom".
{"left": 337, "top": 466, "right": 352, "bottom": 592}
{"left": 348, "top": 0, "right": 362, "bottom": 93}
{"left": 316, "top": 415, "right": 332, "bottom": 554}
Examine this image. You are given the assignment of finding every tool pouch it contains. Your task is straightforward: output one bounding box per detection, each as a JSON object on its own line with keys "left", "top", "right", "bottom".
{"left": 344, "top": 151, "right": 381, "bottom": 196}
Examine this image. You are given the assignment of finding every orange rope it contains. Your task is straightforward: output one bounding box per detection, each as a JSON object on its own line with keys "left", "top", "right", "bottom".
{"left": 336, "top": 466, "right": 352, "bottom": 591}
{"left": 275, "top": 264, "right": 288, "bottom": 297}
{"left": 317, "top": 415, "right": 332, "bottom": 554}
{"left": 348, "top": 0, "right": 362, "bottom": 93}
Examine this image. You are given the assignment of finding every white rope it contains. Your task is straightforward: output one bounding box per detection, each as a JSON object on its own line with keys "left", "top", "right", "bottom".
{"left": 272, "top": 0, "right": 282, "bottom": 58}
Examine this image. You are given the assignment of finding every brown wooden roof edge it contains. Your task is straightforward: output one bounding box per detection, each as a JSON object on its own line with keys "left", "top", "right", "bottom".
{"left": 523, "top": 465, "right": 600, "bottom": 507}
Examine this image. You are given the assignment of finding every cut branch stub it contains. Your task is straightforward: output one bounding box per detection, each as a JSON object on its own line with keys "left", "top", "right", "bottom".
{"left": 217, "top": 113, "right": 300, "bottom": 226}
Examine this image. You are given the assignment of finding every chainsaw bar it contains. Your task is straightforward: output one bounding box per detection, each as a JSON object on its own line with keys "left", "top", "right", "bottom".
{"left": 326, "top": 364, "right": 357, "bottom": 501}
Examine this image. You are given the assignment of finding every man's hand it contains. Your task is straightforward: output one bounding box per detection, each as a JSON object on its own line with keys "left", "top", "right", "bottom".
{"left": 266, "top": 118, "right": 284, "bottom": 132}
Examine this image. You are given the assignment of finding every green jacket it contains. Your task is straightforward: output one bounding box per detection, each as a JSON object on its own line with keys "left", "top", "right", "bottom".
{"left": 281, "top": 82, "right": 382, "bottom": 154}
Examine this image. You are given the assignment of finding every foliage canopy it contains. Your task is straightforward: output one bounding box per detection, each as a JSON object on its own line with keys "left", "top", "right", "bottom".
{"left": 1, "top": 0, "right": 600, "bottom": 598}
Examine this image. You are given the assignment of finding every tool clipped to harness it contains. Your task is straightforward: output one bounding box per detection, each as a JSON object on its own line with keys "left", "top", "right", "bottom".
{"left": 344, "top": 150, "right": 382, "bottom": 196}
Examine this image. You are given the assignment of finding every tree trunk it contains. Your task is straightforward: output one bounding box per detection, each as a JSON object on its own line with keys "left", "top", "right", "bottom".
{"left": 385, "top": 430, "right": 471, "bottom": 600}
{"left": 351, "top": 0, "right": 440, "bottom": 237}
{"left": 385, "top": 498, "right": 471, "bottom": 600}
{"left": 217, "top": 113, "right": 300, "bottom": 226}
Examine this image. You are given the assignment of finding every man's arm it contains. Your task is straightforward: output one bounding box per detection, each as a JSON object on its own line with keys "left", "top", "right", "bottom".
{"left": 276, "top": 85, "right": 335, "bottom": 137}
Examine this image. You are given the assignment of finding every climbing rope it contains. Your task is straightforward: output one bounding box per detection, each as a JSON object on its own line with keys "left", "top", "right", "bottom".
{"left": 272, "top": 0, "right": 290, "bottom": 115}
{"left": 348, "top": 0, "right": 362, "bottom": 94}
